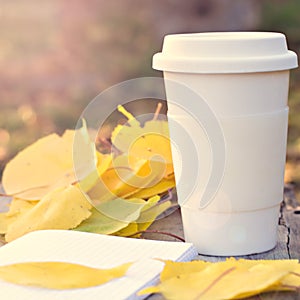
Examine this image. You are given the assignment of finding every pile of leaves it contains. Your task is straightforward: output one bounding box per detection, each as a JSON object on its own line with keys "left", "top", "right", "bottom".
{"left": 0, "top": 105, "right": 175, "bottom": 242}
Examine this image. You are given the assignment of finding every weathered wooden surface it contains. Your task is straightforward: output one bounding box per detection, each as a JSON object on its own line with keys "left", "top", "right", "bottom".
{"left": 0, "top": 185, "right": 299, "bottom": 299}
{"left": 147, "top": 184, "right": 300, "bottom": 299}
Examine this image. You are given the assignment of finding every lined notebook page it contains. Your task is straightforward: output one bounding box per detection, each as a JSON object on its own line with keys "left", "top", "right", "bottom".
{"left": 0, "top": 230, "right": 198, "bottom": 300}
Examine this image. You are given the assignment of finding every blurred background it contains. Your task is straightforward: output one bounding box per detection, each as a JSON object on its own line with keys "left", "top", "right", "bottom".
{"left": 0, "top": 0, "right": 299, "bottom": 196}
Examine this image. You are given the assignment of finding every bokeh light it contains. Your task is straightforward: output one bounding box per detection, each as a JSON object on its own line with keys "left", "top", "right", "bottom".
{"left": 0, "top": 0, "right": 299, "bottom": 198}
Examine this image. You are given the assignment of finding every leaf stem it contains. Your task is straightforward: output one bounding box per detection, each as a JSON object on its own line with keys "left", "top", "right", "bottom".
{"left": 153, "top": 103, "right": 163, "bottom": 121}
{"left": 141, "top": 190, "right": 175, "bottom": 215}
{"left": 0, "top": 193, "right": 10, "bottom": 198}
{"left": 127, "top": 230, "right": 185, "bottom": 242}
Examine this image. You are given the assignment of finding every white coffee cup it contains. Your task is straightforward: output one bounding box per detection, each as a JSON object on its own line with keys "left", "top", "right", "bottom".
{"left": 153, "top": 32, "right": 298, "bottom": 255}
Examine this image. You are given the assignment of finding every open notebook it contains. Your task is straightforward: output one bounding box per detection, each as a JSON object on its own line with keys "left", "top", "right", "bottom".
{"left": 0, "top": 230, "right": 197, "bottom": 300}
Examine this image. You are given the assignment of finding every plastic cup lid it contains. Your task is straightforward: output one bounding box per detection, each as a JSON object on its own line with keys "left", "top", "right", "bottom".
{"left": 153, "top": 32, "right": 298, "bottom": 74}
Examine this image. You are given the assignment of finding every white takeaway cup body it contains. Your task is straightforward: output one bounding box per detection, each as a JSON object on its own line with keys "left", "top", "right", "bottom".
{"left": 153, "top": 32, "right": 298, "bottom": 255}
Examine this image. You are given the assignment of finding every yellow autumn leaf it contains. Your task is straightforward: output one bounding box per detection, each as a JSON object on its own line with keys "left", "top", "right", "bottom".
{"left": 128, "top": 199, "right": 171, "bottom": 235}
{"left": 114, "top": 222, "right": 139, "bottom": 237}
{"left": 2, "top": 133, "right": 74, "bottom": 200}
{"left": 116, "top": 157, "right": 167, "bottom": 192}
{"left": 5, "top": 185, "right": 92, "bottom": 242}
{"left": 111, "top": 105, "right": 174, "bottom": 178}
{"left": 94, "top": 197, "right": 147, "bottom": 223}
{"left": 224, "top": 258, "right": 300, "bottom": 292}
{"left": 0, "top": 199, "right": 37, "bottom": 234}
{"left": 141, "top": 264, "right": 288, "bottom": 300}
{"left": 140, "top": 258, "right": 300, "bottom": 300}
{"left": 88, "top": 156, "right": 145, "bottom": 202}
{"left": 77, "top": 152, "right": 112, "bottom": 193}
{"left": 5, "top": 198, "right": 37, "bottom": 218}
{"left": 159, "top": 258, "right": 299, "bottom": 282}
{"left": 115, "top": 195, "right": 171, "bottom": 237}
{"left": 0, "top": 261, "right": 132, "bottom": 289}
{"left": 73, "top": 207, "right": 129, "bottom": 235}
{"left": 129, "top": 177, "right": 175, "bottom": 199}
{"left": 134, "top": 195, "right": 171, "bottom": 225}
{"left": 225, "top": 257, "right": 299, "bottom": 270}
{"left": 2, "top": 120, "right": 99, "bottom": 200}
{"left": 74, "top": 197, "right": 147, "bottom": 235}
{"left": 159, "top": 260, "right": 210, "bottom": 281}
{"left": 75, "top": 194, "right": 171, "bottom": 237}
{"left": 88, "top": 155, "right": 166, "bottom": 203}
{"left": 127, "top": 129, "right": 173, "bottom": 178}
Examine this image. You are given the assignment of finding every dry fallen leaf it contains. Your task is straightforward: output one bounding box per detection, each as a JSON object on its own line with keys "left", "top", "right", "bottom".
{"left": 5, "top": 185, "right": 92, "bottom": 242}
{"left": 159, "top": 260, "right": 210, "bottom": 281}
{"left": 0, "top": 199, "right": 37, "bottom": 234}
{"left": 115, "top": 195, "right": 171, "bottom": 237}
{"left": 73, "top": 206, "right": 130, "bottom": 235}
{"left": 74, "top": 197, "right": 146, "bottom": 235}
{"left": 111, "top": 105, "right": 174, "bottom": 178}
{"left": 2, "top": 133, "right": 74, "bottom": 200}
{"left": 2, "top": 120, "right": 98, "bottom": 200}
{"left": 139, "top": 258, "right": 300, "bottom": 300}
{"left": 88, "top": 155, "right": 157, "bottom": 202}
{"left": 88, "top": 154, "right": 172, "bottom": 203}
{"left": 0, "top": 261, "right": 132, "bottom": 289}
{"left": 129, "top": 176, "right": 175, "bottom": 199}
